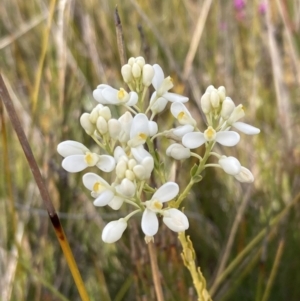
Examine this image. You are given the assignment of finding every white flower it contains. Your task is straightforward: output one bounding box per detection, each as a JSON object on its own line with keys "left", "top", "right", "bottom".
{"left": 166, "top": 143, "right": 191, "bottom": 160}
{"left": 82, "top": 173, "right": 124, "bottom": 210}
{"left": 131, "top": 146, "right": 154, "bottom": 180}
{"left": 108, "top": 111, "right": 132, "bottom": 142}
{"left": 102, "top": 218, "right": 127, "bottom": 243}
{"left": 218, "top": 156, "right": 241, "bottom": 175}
{"left": 182, "top": 126, "right": 240, "bottom": 149}
{"left": 226, "top": 104, "right": 260, "bottom": 135}
{"left": 115, "top": 178, "right": 136, "bottom": 197}
{"left": 234, "top": 167, "right": 254, "bottom": 183}
{"left": 170, "top": 102, "right": 196, "bottom": 126}
{"left": 127, "top": 114, "right": 158, "bottom": 147}
{"left": 162, "top": 208, "right": 189, "bottom": 232}
{"left": 57, "top": 141, "right": 115, "bottom": 173}
{"left": 93, "top": 84, "right": 138, "bottom": 106}
{"left": 150, "top": 64, "right": 188, "bottom": 113}
{"left": 141, "top": 182, "right": 188, "bottom": 236}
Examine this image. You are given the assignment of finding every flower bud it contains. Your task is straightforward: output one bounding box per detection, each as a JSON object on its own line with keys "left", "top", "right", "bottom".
{"left": 125, "top": 170, "right": 135, "bottom": 181}
{"left": 99, "top": 106, "right": 111, "bottom": 121}
{"left": 142, "top": 64, "right": 155, "bottom": 87}
{"left": 128, "top": 57, "right": 135, "bottom": 66}
{"left": 96, "top": 116, "right": 108, "bottom": 135}
{"left": 206, "top": 85, "right": 215, "bottom": 93}
{"left": 221, "top": 97, "right": 235, "bottom": 120}
{"left": 163, "top": 209, "right": 189, "bottom": 232}
{"left": 234, "top": 167, "right": 254, "bottom": 183}
{"left": 80, "top": 113, "right": 95, "bottom": 135}
{"left": 210, "top": 90, "right": 220, "bottom": 109}
{"left": 116, "top": 160, "right": 127, "bottom": 178}
{"left": 136, "top": 56, "right": 145, "bottom": 68}
{"left": 121, "top": 64, "right": 133, "bottom": 83}
{"left": 218, "top": 156, "right": 241, "bottom": 175}
{"left": 200, "top": 92, "right": 212, "bottom": 114}
{"left": 108, "top": 119, "right": 121, "bottom": 139}
{"left": 132, "top": 63, "right": 141, "bottom": 78}
{"left": 128, "top": 159, "right": 137, "bottom": 170}
{"left": 217, "top": 86, "right": 226, "bottom": 102}
{"left": 89, "top": 106, "right": 101, "bottom": 124}
{"left": 116, "top": 178, "right": 136, "bottom": 197}
{"left": 102, "top": 218, "right": 127, "bottom": 243}
{"left": 166, "top": 143, "right": 191, "bottom": 160}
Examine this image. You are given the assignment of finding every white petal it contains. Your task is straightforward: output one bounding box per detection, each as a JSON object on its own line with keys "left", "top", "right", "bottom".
{"left": 152, "top": 64, "right": 164, "bottom": 90}
{"left": 234, "top": 167, "right": 254, "bottom": 183}
{"left": 108, "top": 196, "right": 124, "bottom": 210}
{"left": 150, "top": 94, "right": 168, "bottom": 113}
{"left": 114, "top": 146, "right": 127, "bottom": 162}
{"left": 96, "top": 155, "right": 116, "bottom": 172}
{"left": 163, "top": 209, "right": 189, "bottom": 232}
{"left": 219, "top": 156, "right": 241, "bottom": 175}
{"left": 126, "top": 92, "right": 138, "bottom": 106}
{"left": 131, "top": 145, "right": 152, "bottom": 162}
{"left": 215, "top": 131, "right": 240, "bottom": 146}
{"left": 163, "top": 92, "right": 188, "bottom": 103}
{"left": 116, "top": 179, "right": 136, "bottom": 197}
{"left": 148, "top": 121, "right": 158, "bottom": 136}
{"left": 166, "top": 143, "right": 190, "bottom": 160}
{"left": 130, "top": 114, "right": 149, "bottom": 139}
{"left": 62, "top": 155, "right": 87, "bottom": 172}
{"left": 173, "top": 125, "right": 194, "bottom": 137}
{"left": 101, "top": 87, "right": 120, "bottom": 104}
{"left": 102, "top": 218, "right": 127, "bottom": 243}
{"left": 82, "top": 173, "right": 109, "bottom": 191}
{"left": 108, "top": 119, "right": 121, "bottom": 139}
{"left": 141, "top": 209, "right": 159, "bottom": 236}
{"left": 232, "top": 122, "right": 260, "bottom": 135}
{"left": 182, "top": 132, "right": 206, "bottom": 149}
{"left": 93, "top": 190, "right": 114, "bottom": 206}
{"left": 152, "top": 182, "right": 179, "bottom": 203}
{"left": 57, "top": 141, "right": 89, "bottom": 157}
{"left": 93, "top": 85, "right": 111, "bottom": 104}
{"left": 170, "top": 102, "right": 186, "bottom": 118}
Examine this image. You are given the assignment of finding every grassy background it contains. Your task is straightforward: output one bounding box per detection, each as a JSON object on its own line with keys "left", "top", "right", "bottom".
{"left": 1, "top": 0, "right": 300, "bottom": 300}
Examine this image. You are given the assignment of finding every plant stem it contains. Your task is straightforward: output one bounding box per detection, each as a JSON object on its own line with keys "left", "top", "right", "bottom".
{"left": 0, "top": 74, "right": 90, "bottom": 301}
{"left": 178, "top": 232, "right": 212, "bottom": 301}
{"left": 148, "top": 241, "right": 165, "bottom": 301}
{"left": 261, "top": 239, "right": 285, "bottom": 301}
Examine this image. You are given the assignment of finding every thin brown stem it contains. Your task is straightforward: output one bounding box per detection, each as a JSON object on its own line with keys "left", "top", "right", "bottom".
{"left": 114, "top": 6, "right": 127, "bottom": 66}
{"left": 0, "top": 74, "right": 90, "bottom": 301}
{"left": 147, "top": 241, "right": 164, "bottom": 301}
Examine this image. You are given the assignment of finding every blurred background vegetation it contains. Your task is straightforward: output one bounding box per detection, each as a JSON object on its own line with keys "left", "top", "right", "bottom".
{"left": 1, "top": 0, "right": 300, "bottom": 300}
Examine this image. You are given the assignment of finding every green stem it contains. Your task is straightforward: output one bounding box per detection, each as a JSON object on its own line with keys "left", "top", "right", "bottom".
{"left": 178, "top": 232, "right": 212, "bottom": 301}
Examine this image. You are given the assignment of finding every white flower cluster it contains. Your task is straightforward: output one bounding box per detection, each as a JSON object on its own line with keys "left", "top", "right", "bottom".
{"left": 57, "top": 57, "right": 259, "bottom": 243}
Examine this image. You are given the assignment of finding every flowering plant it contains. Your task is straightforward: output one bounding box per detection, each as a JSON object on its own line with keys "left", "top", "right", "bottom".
{"left": 57, "top": 56, "right": 259, "bottom": 300}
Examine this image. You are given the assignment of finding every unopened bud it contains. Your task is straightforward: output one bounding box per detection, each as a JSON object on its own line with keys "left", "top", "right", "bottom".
{"left": 210, "top": 90, "right": 220, "bottom": 109}
{"left": 80, "top": 113, "right": 95, "bottom": 135}
{"left": 221, "top": 97, "right": 235, "bottom": 120}
{"left": 121, "top": 64, "right": 133, "bottom": 83}
{"left": 142, "top": 64, "right": 155, "bottom": 87}
{"left": 96, "top": 116, "right": 108, "bottom": 135}
{"left": 132, "top": 63, "right": 142, "bottom": 78}
{"left": 200, "top": 93, "right": 212, "bottom": 114}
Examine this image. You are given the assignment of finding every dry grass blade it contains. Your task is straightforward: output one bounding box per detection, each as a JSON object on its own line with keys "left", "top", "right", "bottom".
{"left": 183, "top": 0, "right": 213, "bottom": 80}
{"left": 114, "top": 6, "right": 127, "bottom": 66}
{"left": 0, "top": 74, "right": 90, "bottom": 301}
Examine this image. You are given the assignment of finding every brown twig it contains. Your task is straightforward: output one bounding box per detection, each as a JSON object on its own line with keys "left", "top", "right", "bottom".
{"left": 0, "top": 74, "right": 90, "bottom": 301}
{"left": 148, "top": 241, "right": 165, "bottom": 301}
{"left": 114, "top": 6, "right": 127, "bottom": 66}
